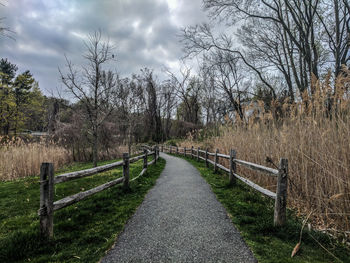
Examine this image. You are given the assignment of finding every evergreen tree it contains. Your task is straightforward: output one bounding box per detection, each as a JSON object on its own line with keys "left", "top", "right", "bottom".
{"left": 0, "top": 58, "right": 45, "bottom": 135}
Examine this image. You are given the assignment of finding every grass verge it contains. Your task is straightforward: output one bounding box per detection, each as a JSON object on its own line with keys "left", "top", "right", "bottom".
{"left": 0, "top": 156, "right": 165, "bottom": 263}
{"left": 172, "top": 154, "right": 350, "bottom": 263}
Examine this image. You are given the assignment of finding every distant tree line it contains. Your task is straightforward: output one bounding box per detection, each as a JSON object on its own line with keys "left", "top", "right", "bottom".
{"left": 1, "top": 0, "right": 349, "bottom": 166}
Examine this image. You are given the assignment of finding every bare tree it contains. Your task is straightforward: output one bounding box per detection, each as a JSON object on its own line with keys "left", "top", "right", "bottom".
{"left": 60, "top": 31, "right": 118, "bottom": 167}
{"left": 166, "top": 66, "right": 202, "bottom": 125}
{"left": 0, "top": 2, "right": 15, "bottom": 40}
{"left": 199, "top": 63, "right": 217, "bottom": 125}
{"left": 181, "top": 0, "right": 349, "bottom": 103}
{"left": 237, "top": 19, "right": 297, "bottom": 100}
{"left": 0, "top": 18, "right": 11, "bottom": 38}
{"left": 181, "top": 23, "right": 278, "bottom": 99}
{"left": 142, "top": 69, "right": 163, "bottom": 142}
{"left": 202, "top": 0, "right": 323, "bottom": 82}
{"left": 159, "top": 79, "right": 177, "bottom": 141}
{"left": 317, "top": 0, "right": 350, "bottom": 79}
{"left": 202, "top": 50, "right": 250, "bottom": 122}
{"left": 114, "top": 76, "right": 145, "bottom": 153}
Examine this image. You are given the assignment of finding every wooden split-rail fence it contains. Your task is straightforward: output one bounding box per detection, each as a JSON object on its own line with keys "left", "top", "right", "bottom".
{"left": 161, "top": 145, "right": 288, "bottom": 227}
{"left": 38, "top": 147, "right": 159, "bottom": 238}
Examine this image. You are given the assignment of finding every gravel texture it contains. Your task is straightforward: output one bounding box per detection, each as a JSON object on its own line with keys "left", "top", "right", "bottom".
{"left": 100, "top": 153, "right": 257, "bottom": 263}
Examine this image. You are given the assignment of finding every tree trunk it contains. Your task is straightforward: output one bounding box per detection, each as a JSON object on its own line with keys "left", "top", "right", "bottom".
{"left": 93, "top": 129, "right": 98, "bottom": 167}
{"left": 128, "top": 126, "right": 132, "bottom": 155}
{"left": 3, "top": 122, "right": 9, "bottom": 135}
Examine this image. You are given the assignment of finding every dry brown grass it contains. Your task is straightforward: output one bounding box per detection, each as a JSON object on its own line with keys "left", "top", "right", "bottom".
{"left": 0, "top": 136, "right": 135, "bottom": 181}
{"left": 0, "top": 137, "right": 72, "bottom": 181}
{"left": 180, "top": 69, "right": 350, "bottom": 235}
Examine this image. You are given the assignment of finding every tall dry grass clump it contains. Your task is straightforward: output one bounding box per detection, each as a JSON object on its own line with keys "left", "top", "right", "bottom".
{"left": 0, "top": 137, "right": 72, "bottom": 181}
{"left": 181, "top": 69, "right": 350, "bottom": 235}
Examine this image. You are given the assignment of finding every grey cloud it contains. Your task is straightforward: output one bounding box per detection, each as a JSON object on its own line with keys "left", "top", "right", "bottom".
{"left": 0, "top": 0, "right": 207, "bottom": 96}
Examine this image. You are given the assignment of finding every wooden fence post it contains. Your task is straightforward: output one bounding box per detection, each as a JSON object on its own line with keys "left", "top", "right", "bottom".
{"left": 176, "top": 147, "right": 179, "bottom": 155}
{"left": 191, "top": 146, "right": 194, "bottom": 159}
{"left": 39, "top": 163, "right": 54, "bottom": 238}
{"left": 123, "top": 153, "right": 130, "bottom": 190}
{"left": 161, "top": 145, "right": 163, "bottom": 152}
{"left": 184, "top": 147, "right": 186, "bottom": 157}
{"left": 274, "top": 158, "right": 288, "bottom": 226}
{"left": 229, "top": 149, "right": 236, "bottom": 185}
{"left": 197, "top": 147, "right": 200, "bottom": 161}
{"left": 214, "top": 148, "right": 219, "bottom": 173}
{"left": 205, "top": 148, "right": 209, "bottom": 167}
{"left": 143, "top": 149, "right": 148, "bottom": 169}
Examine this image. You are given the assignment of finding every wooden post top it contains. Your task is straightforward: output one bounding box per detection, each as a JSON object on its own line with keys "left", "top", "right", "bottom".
{"left": 278, "top": 158, "right": 288, "bottom": 176}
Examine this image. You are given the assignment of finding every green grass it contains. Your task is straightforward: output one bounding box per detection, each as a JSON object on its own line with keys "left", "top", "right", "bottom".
{"left": 0, "top": 156, "right": 165, "bottom": 263}
{"left": 172, "top": 154, "right": 350, "bottom": 263}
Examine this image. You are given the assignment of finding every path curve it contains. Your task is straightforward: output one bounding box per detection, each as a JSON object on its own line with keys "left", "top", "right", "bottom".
{"left": 101, "top": 153, "right": 256, "bottom": 263}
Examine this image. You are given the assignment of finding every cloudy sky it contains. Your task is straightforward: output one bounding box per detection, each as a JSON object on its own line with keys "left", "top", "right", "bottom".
{"left": 0, "top": 0, "right": 208, "bottom": 96}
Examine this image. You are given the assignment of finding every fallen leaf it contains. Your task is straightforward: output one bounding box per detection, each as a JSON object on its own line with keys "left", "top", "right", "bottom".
{"left": 291, "top": 242, "right": 301, "bottom": 257}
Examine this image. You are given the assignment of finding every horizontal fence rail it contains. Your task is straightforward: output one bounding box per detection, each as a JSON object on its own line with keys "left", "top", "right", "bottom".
{"left": 53, "top": 177, "right": 125, "bottom": 211}
{"left": 53, "top": 153, "right": 155, "bottom": 185}
{"left": 233, "top": 159, "right": 278, "bottom": 176}
{"left": 160, "top": 145, "right": 288, "bottom": 226}
{"left": 54, "top": 160, "right": 123, "bottom": 184}
{"left": 39, "top": 147, "right": 159, "bottom": 238}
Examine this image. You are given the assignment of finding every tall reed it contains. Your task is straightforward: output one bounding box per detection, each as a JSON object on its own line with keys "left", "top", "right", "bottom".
{"left": 0, "top": 137, "right": 72, "bottom": 181}
{"left": 180, "top": 69, "right": 350, "bottom": 234}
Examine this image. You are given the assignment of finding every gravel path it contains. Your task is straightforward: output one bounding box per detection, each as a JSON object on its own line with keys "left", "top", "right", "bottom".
{"left": 100, "top": 153, "right": 256, "bottom": 263}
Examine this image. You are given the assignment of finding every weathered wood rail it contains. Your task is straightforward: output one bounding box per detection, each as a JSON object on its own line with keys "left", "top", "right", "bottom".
{"left": 161, "top": 145, "right": 288, "bottom": 226}
{"left": 38, "top": 147, "right": 159, "bottom": 238}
